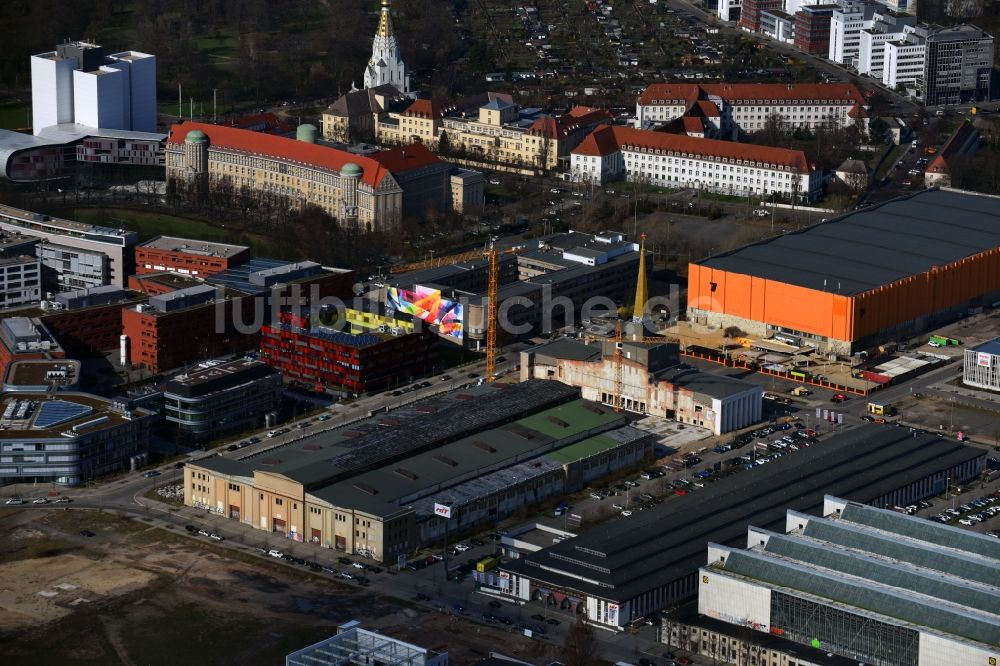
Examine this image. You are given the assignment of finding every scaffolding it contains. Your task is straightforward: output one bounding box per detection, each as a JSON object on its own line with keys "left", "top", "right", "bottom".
{"left": 286, "top": 626, "right": 445, "bottom": 666}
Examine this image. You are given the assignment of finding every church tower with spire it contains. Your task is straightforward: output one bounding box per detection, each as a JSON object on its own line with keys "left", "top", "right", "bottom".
{"left": 364, "top": 0, "right": 411, "bottom": 93}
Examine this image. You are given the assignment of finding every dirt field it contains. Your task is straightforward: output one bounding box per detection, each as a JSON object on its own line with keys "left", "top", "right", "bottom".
{"left": 0, "top": 509, "right": 550, "bottom": 666}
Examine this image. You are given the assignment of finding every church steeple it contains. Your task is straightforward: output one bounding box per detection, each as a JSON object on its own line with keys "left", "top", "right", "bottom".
{"left": 376, "top": 0, "right": 394, "bottom": 39}
{"left": 364, "top": 0, "right": 410, "bottom": 93}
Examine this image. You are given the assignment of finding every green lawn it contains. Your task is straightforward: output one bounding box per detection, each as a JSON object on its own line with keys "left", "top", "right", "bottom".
{"left": 0, "top": 102, "right": 30, "bottom": 130}
{"left": 190, "top": 32, "right": 239, "bottom": 56}
{"left": 70, "top": 207, "right": 236, "bottom": 243}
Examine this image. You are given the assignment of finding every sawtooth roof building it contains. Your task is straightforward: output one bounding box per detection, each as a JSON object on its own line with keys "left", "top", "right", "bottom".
{"left": 496, "top": 426, "right": 986, "bottom": 630}
{"left": 699, "top": 496, "right": 1000, "bottom": 665}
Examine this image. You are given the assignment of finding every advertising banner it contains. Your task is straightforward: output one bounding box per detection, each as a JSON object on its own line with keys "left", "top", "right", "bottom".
{"left": 387, "top": 285, "right": 464, "bottom": 339}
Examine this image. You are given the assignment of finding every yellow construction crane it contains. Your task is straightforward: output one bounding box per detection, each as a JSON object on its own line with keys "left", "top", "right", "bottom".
{"left": 389, "top": 248, "right": 487, "bottom": 275}
{"left": 485, "top": 243, "right": 499, "bottom": 382}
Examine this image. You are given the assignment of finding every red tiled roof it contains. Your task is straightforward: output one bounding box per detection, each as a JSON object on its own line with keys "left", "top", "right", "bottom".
{"left": 925, "top": 155, "right": 948, "bottom": 175}
{"left": 369, "top": 142, "right": 442, "bottom": 174}
{"left": 847, "top": 104, "right": 868, "bottom": 119}
{"left": 682, "top": 117, "right": 707, "bottom": 134}
{"left": 573, "top": 124, "right": 619, "bottom": 157}
{"left": 926, "top": 121, "right": 980, "bottom": 176}
{"left": 404, "top": 98, "right": 455, "bottom": 119}
{"left": 573, "top": 125, "right": 812, "bottom": 173}
{"left": 639, "top": 82, "right": 866, "bottom": 107}
{"left": 167, "top": 121, "right": 392, "bottom": 187}
{"left": 695, "top": 101, "right": 721, "bottom": 118}
{"left": 637, "top": 83, "right": 702, "bottom": 107}
{"left": 528, "top": 116, "right": 561, "bottom": 139}
{"left": 529, "top": 106, "right": 614, "bottom": 138}
{"left": 565, "top": 105, "right": 605, "bottom": 118}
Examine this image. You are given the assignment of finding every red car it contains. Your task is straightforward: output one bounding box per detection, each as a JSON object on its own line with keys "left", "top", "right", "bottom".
{"left": 674, "top": 489, "right": 689, "bottom": 496}
{"left": 678, "top": 659, "right": 693, "bottom": 665}
{"left": 830, "top": 393, "right": 847, "bottom": 403}
{"left": 804, "top": 428, "right": 817, "bottom": 437}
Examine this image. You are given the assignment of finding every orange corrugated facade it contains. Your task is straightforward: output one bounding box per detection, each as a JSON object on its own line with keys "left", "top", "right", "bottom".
{"left": 688, "top": 246, "right": 1000, "bottom": 342}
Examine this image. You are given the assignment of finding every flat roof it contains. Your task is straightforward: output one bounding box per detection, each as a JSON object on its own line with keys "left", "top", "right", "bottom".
{"left": 163, "top": 359, "right": 278, "bottom": 398}
{"left": 655, "top": 364, "right": 759, "bottom": 400}
{"left": 139, "top": 235, "right": 249, "bottom": 258}
{"left": 972, "top": 338, "right": 1000, "bottom": 356}
{"left": 0, "top": 202, "right": 134, "bottom": 240}
{"left": 503, "top": 426, "right": 986, "bottom": 604}
{"left": 309, "top": 400, "right": 625, "bottom": 517}
{"left": 194, "top": 381, "right": 580, "bottom": 488}
{"left": 0, "top": 392, "right": 152, "bottom": 439}
{"left": 4, "top": 359, "right": 81, "bottom": 388}
{"left": 695, "top": 189, "right": 1000, "bottom": 296}
{"left": 529, "top": 338, "right": 603, "bottom": 363}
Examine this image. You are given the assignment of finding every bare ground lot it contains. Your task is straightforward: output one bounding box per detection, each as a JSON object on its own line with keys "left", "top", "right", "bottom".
{"left": 0, "top": 510, "right": 548, "bottom": 666}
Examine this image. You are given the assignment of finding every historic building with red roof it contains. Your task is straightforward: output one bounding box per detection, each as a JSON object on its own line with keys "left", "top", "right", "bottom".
{"left": 571, "top": 125, "right": 820, "bottom": 201}
{"left": 635, "top": 82, "right": 869, "bottom": 138}
{"left": 165, "top": 121, "right": 457, "bottom": 231}
{"left": 373, "top": 93, "right": 613, "bottom": 171}
{"left": 924, "top": 121, "right": 980, "bottom": 188}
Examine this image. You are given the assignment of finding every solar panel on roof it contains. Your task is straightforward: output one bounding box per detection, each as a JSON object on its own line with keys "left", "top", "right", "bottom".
{"left": 33, "top": 400, "right": 92, "bottom": 428}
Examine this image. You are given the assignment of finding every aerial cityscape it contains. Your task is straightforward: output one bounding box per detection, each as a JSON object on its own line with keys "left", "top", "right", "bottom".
{"left": 0, "top": 1, "right": 999, "bottom": 665}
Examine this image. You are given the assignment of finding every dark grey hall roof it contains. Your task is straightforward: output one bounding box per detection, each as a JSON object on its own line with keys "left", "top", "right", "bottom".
{"left": 503, "top": 426, "right": 986, "bottom": 604}
{"left": 696, "top": 189, "right": 1000, "bottom": 296}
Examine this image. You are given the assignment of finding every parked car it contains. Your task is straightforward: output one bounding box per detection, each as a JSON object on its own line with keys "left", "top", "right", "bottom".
{"left": 268, "top": 549, "right": 284, "bottom": 558}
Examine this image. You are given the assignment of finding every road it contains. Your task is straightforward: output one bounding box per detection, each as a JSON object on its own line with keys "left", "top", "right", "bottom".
{"left": 668, "top": 0, "right": 918, "bottom": 115}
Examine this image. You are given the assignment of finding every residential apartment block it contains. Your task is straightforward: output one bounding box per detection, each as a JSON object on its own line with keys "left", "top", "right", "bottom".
{"left": 572, "top": 125, "right": 820, "bottom": 201}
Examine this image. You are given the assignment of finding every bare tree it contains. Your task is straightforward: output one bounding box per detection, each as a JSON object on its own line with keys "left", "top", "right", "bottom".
{"left": 562, "top": 616, "right": 599, "bottom": 666}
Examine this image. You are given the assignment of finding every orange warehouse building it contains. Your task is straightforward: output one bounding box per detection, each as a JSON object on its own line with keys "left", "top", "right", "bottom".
{"left": 687, "top": 189, "right": 1000, "bottom": 355}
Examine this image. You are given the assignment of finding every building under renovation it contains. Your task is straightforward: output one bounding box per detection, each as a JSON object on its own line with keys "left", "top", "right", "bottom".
{"left": 519, "top": 337, "right": 761, "bottom": 434}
